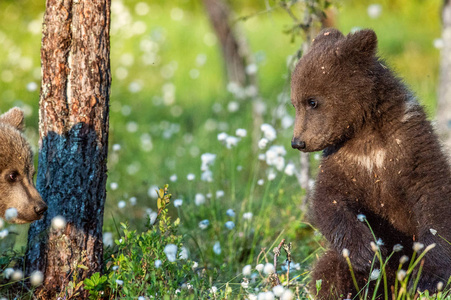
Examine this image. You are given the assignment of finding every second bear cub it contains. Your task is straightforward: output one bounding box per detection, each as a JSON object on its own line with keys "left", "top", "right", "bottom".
{"left": 291, "top": 28, "right": 451, "bottom": 298}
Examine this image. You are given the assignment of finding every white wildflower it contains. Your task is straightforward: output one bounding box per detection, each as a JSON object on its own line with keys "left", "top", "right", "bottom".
{"left": 117, "top": 200, "right": 126, "bottom": 209}
{"left": 110, "top": 182, "right": 118, "bottom": 190}
{"left": 370, "top": 269, "right": 380, "bottom": 281}
{"left": 257, "top": 179, "right": 264, "bottom": 185}
{"left": 11, "top": 270, "right": 23, "bottom": 281}
{"left": 357, "top": 214, "right": 366, "bottom": 222}
{"left": 147, "top": 185, "right": 160, "bottom": 199}
{"left": 154, "top": 259, "right": 162, "bottom": 268}
{"left": 173, "top": 199, "right": 183, "bottom": 207}
{"left": 5, "top": 208, "right": 18, "bottom": 221}
{"left": 255, "top": 264, "right": 264, "bottom": 272}
{"left": 51, "top": 215, "right": 66, "bottom": 230}
{"left": 195, "top": 193, "right": 206, "bottom": 206}
{"left": 261, "top": 123, "right": 277, "bottom": 141}
{"left": 413, "top": 242, "right": 424, "bottom": 252}
{"left": 242, "top": 264, "right": 252, "bottom": 276}
{"left": 438, "top": 281, "right": 444, "bottom": 291}
{"left": 129, "top": 197, "right": 137, "bottom": 206}
{"left": 267, "top": 169, "right": 277, "bottom": 181}
{"left": 3, "top": 268, "right": 14, "bottom": 279}
{"left": 116, "top": 279, "right": 124, "bottom": 285}
{"left": 225, "top": 221, "right": 235, "bottom": 230}
{"left": 263, "top": 263, "right": 275, "bottom": 275}
{"left": 199, "top": 219, "right": 210, "bottom": 229}
{"left": 228, "top": 101, "right": 239, "bottom": 112}
{"left": 258, "top": 291, "right": 275, "bottom": 300}
{"left": 216, "top": 190, "right": 225, "bottom": 198}
{"left": 400, "top": 255, "right": 409, "bottom": 264}
{"left": 30, "top": 270, "right": 44, "bottom": 286}
{"left": 241, "top": 278, "right": 249, "bottom": 289}
{"left": 103, "top": 232, "right": 113, "bottom": 247}
{"left": 284, "top": 163, "right": 295, "bottom": 176}
{"left": 164, "top": 244, "right": 178, "bottom": 262}
{"left": 273, "top": 285, "right": 284, "bottom": 297}
{"left": 258, "top": 138, "right": 269, "bottom": 149}
{"left": 170, "top": 174, "right": 177, "bottom": 182}
{"left": 280, "top": 289, "right": 294, "bottom": 300}
{"left": 236, "top": 128, "right": 247, "bottom": 137}
{"left": 367, "top": 4, "right": 382, "bottom": 19}
{"left": 342, "top": 248, "right": 350, "bottom": 258}
{"left": 112, "top": 144, "right": 121, "bottom": 151}
{"left": 187, "top": 173, "right": 195, "bottom": 181}
{"left": 149, "top": 211, "right": 158, "bottom": 225}
{"left": 179, "top": 247, "right": 189, "bottom": 259}
{"left": 397, "top": 269, "right": 406, "bottom": 281}
{"left": 370, "top": 241, "right": 379, "bottom": 252}
{"left": 210, "top": 286, "right": 218, "bottom": 294}
{"left": 0, "top": 229, "right": 9, "bottom": 238}
{"left": 225, "top": 136, "right": 239, "bottom": 149}
{"left": 201, "top": 169, "right": 213, "bottom": 182}
{"left": 213, "top": 241, "right": 221, "bottom": 255}
{"left": 217, "top": 132, "right": 228, "bottom": 141}
{"left": 243, "top": 212, "right": 253, "bottom": 220}
{"left": 258, "top": 153, "right": 265, "bottom": 161}
{"left": 393, "top": 244, "right": 403, "bottom": 252}
{"left": 201, "top": 153, "right": 216, "bottom": 171}
{"left": 430, "top": 228, "right": 437, "bottom": 235}
{"left": 226, "top": 209, "right": 235, "bottom": 217}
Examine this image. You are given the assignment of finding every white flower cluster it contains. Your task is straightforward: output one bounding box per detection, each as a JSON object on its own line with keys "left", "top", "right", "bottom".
{"left": 200, "top": 153, "right": 216, "bottom": 182}
{"left": 217, "top": 128, "right": 247, "bottom": 149}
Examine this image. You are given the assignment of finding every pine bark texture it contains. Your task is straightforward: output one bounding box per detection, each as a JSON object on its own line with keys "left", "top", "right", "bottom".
{"left": 438, "top": 0, "right": 451, "bottom": 153}
{"left": 26, "top": 0, "right": 111, "bottom": 298}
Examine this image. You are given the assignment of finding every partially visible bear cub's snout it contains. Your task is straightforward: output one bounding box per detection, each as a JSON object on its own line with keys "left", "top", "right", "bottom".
{"left": 0, "top": 107, "right": 47, "bottom": 223}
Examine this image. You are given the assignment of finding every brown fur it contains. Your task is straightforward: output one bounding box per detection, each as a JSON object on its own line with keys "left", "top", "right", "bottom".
{"left": 0, "top": 107, "right": 47, "bottom": 223}
{"left": 291, "top": 29, "right": 451, "bottom": 298}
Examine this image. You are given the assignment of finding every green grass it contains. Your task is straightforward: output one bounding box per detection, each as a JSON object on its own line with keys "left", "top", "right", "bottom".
{"left": 0, "top": 0, "right": 448, "bottom": 298}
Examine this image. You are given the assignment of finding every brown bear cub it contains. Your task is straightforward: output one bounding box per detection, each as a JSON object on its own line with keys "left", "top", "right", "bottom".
{"left": 291, "top": 28, "right": 451, "bottom": 298}
{"left": 0, "top": 107, "right": 47, "bottom": 223}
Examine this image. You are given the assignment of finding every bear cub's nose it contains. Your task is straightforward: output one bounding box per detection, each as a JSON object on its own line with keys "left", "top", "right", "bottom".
{"left": 291, "top": 139, "right": 306, "bottom": 150}
{"left": 34, "top": 203, "right": 48, "bottom": 216}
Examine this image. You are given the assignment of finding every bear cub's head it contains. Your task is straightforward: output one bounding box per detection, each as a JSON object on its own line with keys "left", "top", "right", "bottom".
{"left": 0, "top": 107, "right": 47, "bottom": 223}
{"left": 291, "top": 28, "right": 382, "bottom": 152}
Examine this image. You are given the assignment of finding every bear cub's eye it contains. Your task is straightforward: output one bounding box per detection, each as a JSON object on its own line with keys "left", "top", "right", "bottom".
{"left": 307, "top": 98, "right": 318, "bottom": 109}
{"left": 6, "top": 171, "right": 19, "bottom": 183}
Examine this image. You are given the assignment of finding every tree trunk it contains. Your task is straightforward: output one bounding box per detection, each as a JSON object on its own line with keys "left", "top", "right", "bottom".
{"left": 202, "top": 0, "right": 256, "bottom": 88}
{"left": 438, "top": 0, "right": 451, "bottom": 153}
{"left": 26, "top": 0, "right": 111, "bottom": 298}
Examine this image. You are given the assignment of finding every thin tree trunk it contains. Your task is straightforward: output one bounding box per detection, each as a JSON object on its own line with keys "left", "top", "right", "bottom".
{"left": 203, "top": 0, "right": 255, "bottom": 88}
{"left": 26, "top": 0, "right": 111, "bottom": 298}
{"left": 438, "top": 0, "right": 451, "bottom": 153}
{"left": 203, "top": 0, "right": 263, "bottom": 150}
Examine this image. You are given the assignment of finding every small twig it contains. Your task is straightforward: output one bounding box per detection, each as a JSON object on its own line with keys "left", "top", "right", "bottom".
{"left": 273, "top": 239, "right": 285, "bottom": 269}
{"left": 283, "top": 242, "right": 292, "bottom": 285}
{"left": 256, "top": 247, "right": 266, "bottom": 264}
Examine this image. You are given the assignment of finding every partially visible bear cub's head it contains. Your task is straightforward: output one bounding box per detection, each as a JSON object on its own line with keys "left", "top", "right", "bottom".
{"left": 291, "top": 28, "right": 383, "bottom": 152}
{"left": 0, "top": 107, "right": 47, "bottom": 223}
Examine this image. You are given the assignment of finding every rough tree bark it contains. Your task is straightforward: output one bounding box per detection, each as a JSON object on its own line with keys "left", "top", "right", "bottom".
{"left": 438, "top": 0, "right": 451, "bottom": 153}
{"left": 26, "top": 0, "right": 111, "bottom": 298}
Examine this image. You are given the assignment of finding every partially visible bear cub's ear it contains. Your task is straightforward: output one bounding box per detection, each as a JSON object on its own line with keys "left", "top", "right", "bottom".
{"left": 0, "top": 107, "right": 25, "bottom": 132}
{"left": 337, "top": 29, "right": 378, "bottom": 59}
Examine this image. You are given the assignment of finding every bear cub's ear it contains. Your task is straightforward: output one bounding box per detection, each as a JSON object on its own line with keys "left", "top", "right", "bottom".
{"left": 338, "top": 29, "right": 378, "bottom": 59}
{"left": 311, "top": 28, "right": 345, "bottom": 48}
{"left": 0, "top": 107, "right": 25, "bottom": 132}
